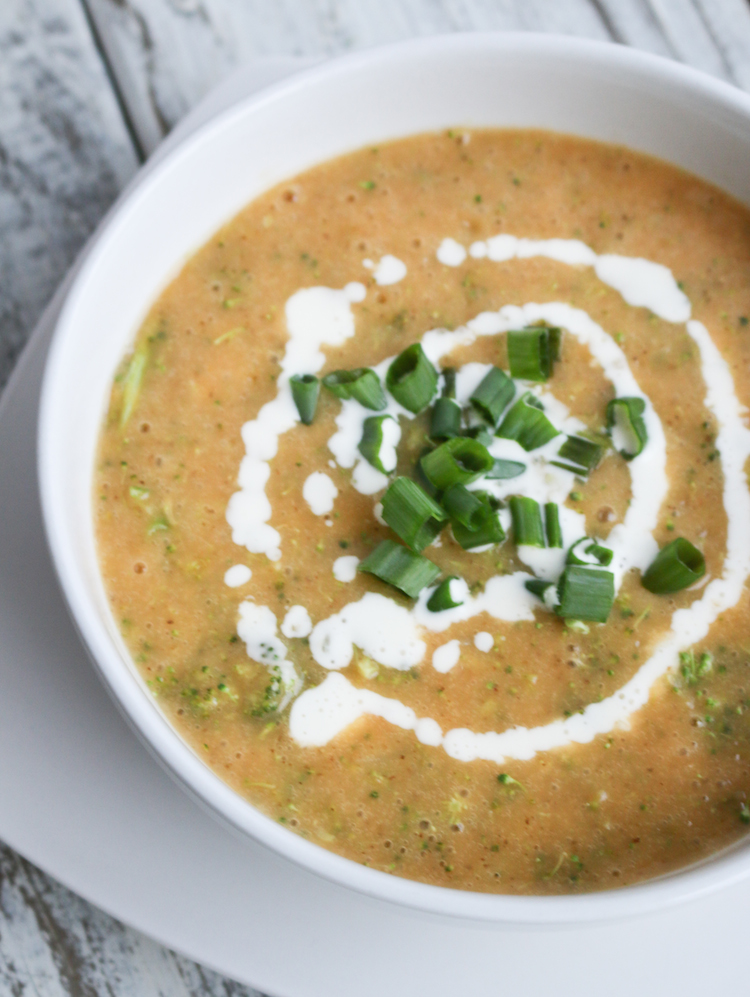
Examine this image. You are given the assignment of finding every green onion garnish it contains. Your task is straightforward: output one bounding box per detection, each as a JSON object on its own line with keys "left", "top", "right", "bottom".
{"left": 441, "top": 367, "right": 457, "bottom": 399}
{"left": 463, "top": 424, "right": 494, "bottom": 448}
{"left": 551, "top": 435, "right": 604, "bottom": 476}
{"left": 358, "top": 539, "right": 440, "bottom": 598}
{"left": 322, "top": 368, "right": 386, "bottom": 410}
{"left": 507, "top": 326, "right": 562, "bottom": 381}
{"left": 427, "top": 576, "right": 465, "bottom": 612}
{"left": 470, "top": 367, "right": 515, "bottom": 426}
{"left": 525, "top": 578, "right": 553, "bottom": 599}
{"left": 555, "top": 565, "right": 615, "bottom": 623}
{"left": 566, "top": 537, "right": 613, "bottom": 567}
{"left": 430, "top": 397, "right": 462, "bottom": 440}
{"left": 442, "top": 483, "right": 486, "bottom": 530}
{"left": 544, "top": 503, "right": 562, "bottom": 548}
{"left": 381, "top": 477, "right": 447, "bottom": 552}
{"left": 486, "top": 458, "right": 526, "bottom": 480}
{"left": 452, "top": 496, "right": 506, "bottom": 550}
{"left": 496, "top": 392, "right": 560, "bottom": 451}
{"left": 420, "top": 437, "right": 494, "bottom": 490}
{"left": 606, "top": 397, "right": 648, "bottom": 460}
{"left": 641, "top": 537, "right": 705, "bottom": 594}
{"left": 358, "top": 415, "right": 398, "bottom": 474}
{"left": 290, "top": 374, "right": 320, "bottom": 425}
{"left": 386, "top": 344, "right": 438, "bottom": 413}
{"left": 509, "top": 496, "right": 546, "bottom": 548}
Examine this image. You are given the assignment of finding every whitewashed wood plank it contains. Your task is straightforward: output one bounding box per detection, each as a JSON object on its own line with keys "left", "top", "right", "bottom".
{"left": 693, "top": 0, "right": 750, "bottom": 90}
{"left": 589, "top": 0, "right": 673, "bottom": 54}
{"left": 0, "top": 842, "right": 264, "bottom": 996}
{"left": 644, "top": 0, "right": 733, "bottom": 78}
{"left": 82, "top": 0, "right": 614, "bottom": 155}
{"left": 0, "top": 0, "right": 137, "bottom": 388}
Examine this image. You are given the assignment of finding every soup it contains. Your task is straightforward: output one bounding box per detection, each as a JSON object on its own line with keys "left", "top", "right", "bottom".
{"left": 95, "top": 129, "right": 750, "bottom": 894}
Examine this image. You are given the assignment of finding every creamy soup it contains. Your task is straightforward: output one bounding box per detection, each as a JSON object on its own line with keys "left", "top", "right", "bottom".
{"left": 95, "top": 130, "right": 750, "bottom": 894}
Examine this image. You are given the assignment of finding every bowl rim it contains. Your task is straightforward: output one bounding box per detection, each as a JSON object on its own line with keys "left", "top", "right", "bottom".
{"left": 37, "top": 30, "right": 750, "bottom": 925}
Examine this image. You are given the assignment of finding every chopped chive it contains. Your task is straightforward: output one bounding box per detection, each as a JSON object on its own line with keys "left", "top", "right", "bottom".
{"left": 290, "top": 374, "right": 320, "bottom": 425}
{"left": 606, "top": 397, "right": 648, "bottom": 460}
{"left": 507, "top": 326, "right": 561, "bottom": 381}
{"left": 420, "top": 437, "right": 494, "bottom": 490}
{"left": 556, "top": 565, "right": 615, "bottom": 623}
{"left": 470, "top": 366, "right": 515, "bottom": 426}
{"left": 496, "top": 392, "right": 560, "bottom": 451}
{"left": 427, "top": 576, "right": 464, "bottom": 612}
{"left": 462, "top": 424, "right": 494, "bottom": 448}
{"left": 525, "top": 578, "right": 553, "bottom": 599}
{"left": 544, "top": 503, "right": 562, "bottom": 548}
{"left": 381, "top": 477, "right": 447, "bottom": 552}
{"left": 641, "top": 537, "right": 705, "bottom": 594}
{"left": 551, "top": 435, "right": 605, "bottom": 476}
{"left": 386, "top": 344, "right": 438, "bottom": 413}
{"left": 566, "top": 537, "right": 613, "bottom": 567}
{"left": 430, "top": 397, "right": 462, "bottom": 440}
{"left": 120, "top": 344, "right": 149, "bottom": 428}
{"left": 358, "top": 415, "right": 399, "bottom": 473}
{"left": 509, "top": 496, "right": 546, "bottom": 548}
{"left": 358, "top": 539, "right": 440, "bottom": 598}
{"left": 452, "top": 496, "right": 506, "bottom": 549}
{"left": 322, "top": 368, "right": 386, "bottom": 410}
{"left": 441, "top": 367, "right": 457, "bottom": 399}
{"left": 484, "top": 458, "right": 524, "bottom": 480}
{"left": 442, "top": 483, "right": 486, "bottom": 530}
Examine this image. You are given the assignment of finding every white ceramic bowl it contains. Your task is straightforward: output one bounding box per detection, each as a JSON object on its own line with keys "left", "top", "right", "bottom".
{"left": 38, "top": 32, "right": 750, "bottom": 924}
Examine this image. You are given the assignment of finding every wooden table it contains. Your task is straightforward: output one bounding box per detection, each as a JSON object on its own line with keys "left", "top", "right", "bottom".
{"left": 3, "top": 1, "right": 750, "bottom": 992}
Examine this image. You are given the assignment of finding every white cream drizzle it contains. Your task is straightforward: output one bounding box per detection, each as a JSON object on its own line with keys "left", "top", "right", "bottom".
{"left": 225, "top": 282, "right": 365, "bottom": 560}
{"left": 226, "top": 234, "right": 750, "bottom": 766}
{"left": 363, "top": 254, "right": 407, "bottom": 285}
{"left": 333, "top": 555, "right": 360, "bottom": 582}
{"left": 433, "top": 640, "right": 461, "bottom": 673}
{"left": 224, "top": 564, "right": 251, "bottom": 588}
{"left": 302, "top": 471, "right": 338, "bottom": 516}
{"left": 281, "top": 605, "right": 313, "bottom": 639}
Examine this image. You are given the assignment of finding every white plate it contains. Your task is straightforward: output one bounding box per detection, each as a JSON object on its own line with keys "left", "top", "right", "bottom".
{"left": 2, "top": 56, "right": 749, "bottom": 996}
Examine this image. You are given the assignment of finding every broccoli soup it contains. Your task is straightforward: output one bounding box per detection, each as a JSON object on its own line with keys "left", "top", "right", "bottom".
{"left": 95, "top": 129, "right": 750, "bottom": 895}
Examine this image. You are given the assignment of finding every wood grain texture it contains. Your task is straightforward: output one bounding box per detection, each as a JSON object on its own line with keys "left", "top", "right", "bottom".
{"left": 0, "top": 0, "right": 136, "bottom": 388}
{"left": 4, "top": 1, "right": 750, "bottom": 994}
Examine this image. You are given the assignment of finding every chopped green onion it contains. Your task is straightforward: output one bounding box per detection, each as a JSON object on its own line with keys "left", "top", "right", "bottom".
{"left": 509, "top": 496, "right": 545, "bottom": 548}
{"left": 440, "top": 367, "right": 457, "bottom": 399}
{"left": 290, "top": 374, "right": 320, "bottom": 425}
{"left": 120, "top": 344, "right": 149, "bottom": 428}
{"left": 452, "top": 496, "right": 506, "bottom": 549}
{"left": 358, "top": 539, "right": 440, "bottom": 598}
{"left": 566, "top": 537, "right": 613, "bottom": 567}
{"left": 358, "top": 415, "right": 398, "bottom": 474}
{"left": 442, "top": 483, "right": 486, "bottom": 530}
{"left": 381, "top": 477, "right": 447, "bottom": 552}
{"left": 486, "top": 458, "right": 526, "bottom": 480}
{"left": 606, "top": 397, "right": 648, "bottom": 460}
{"left": 420, "top": 437, "right": 494, "bottom": 490}
{"left": 525, "top": 578, "right": 552, "bottom": 598}
{"left": 507, "top": 326, "right": 562, "bottom": 381}
{"left": 551, "top": 435, "right": 605, "bottom": 476}
{"left": 555, "top": 565, "right": 615, "bottom": 623}
{"left": 641, "top": 537, "right": 705, "bottom": 594}
{"left": 322, "top": 368, "right": 386, "bottom": 410}
{"left": 427, "top": 576, "right": 464, "bottom": 612}
{"left": 470, "top": 367, "right": 515, "bottom": 426}
{"left": 462, "top": 424, "right": 494, "bottom": 448}
{"left": 544, "top": 503, "right": 562, "bottom": 548}
{"left": 430, "top": 397, "right": 462, "bottom": 440}
{"left": 496, "top": 392, "right": 560, "bottom": 451}
{"left": 386, "top": 344, "right": 438, "bottom": 413}
{"left": 415, "top": 447, "right": 440, "bottom": 498}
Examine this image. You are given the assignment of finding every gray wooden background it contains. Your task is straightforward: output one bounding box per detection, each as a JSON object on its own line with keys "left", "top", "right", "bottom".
{"left": 3, "top": 0, "right": 750, "bottom": 993}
